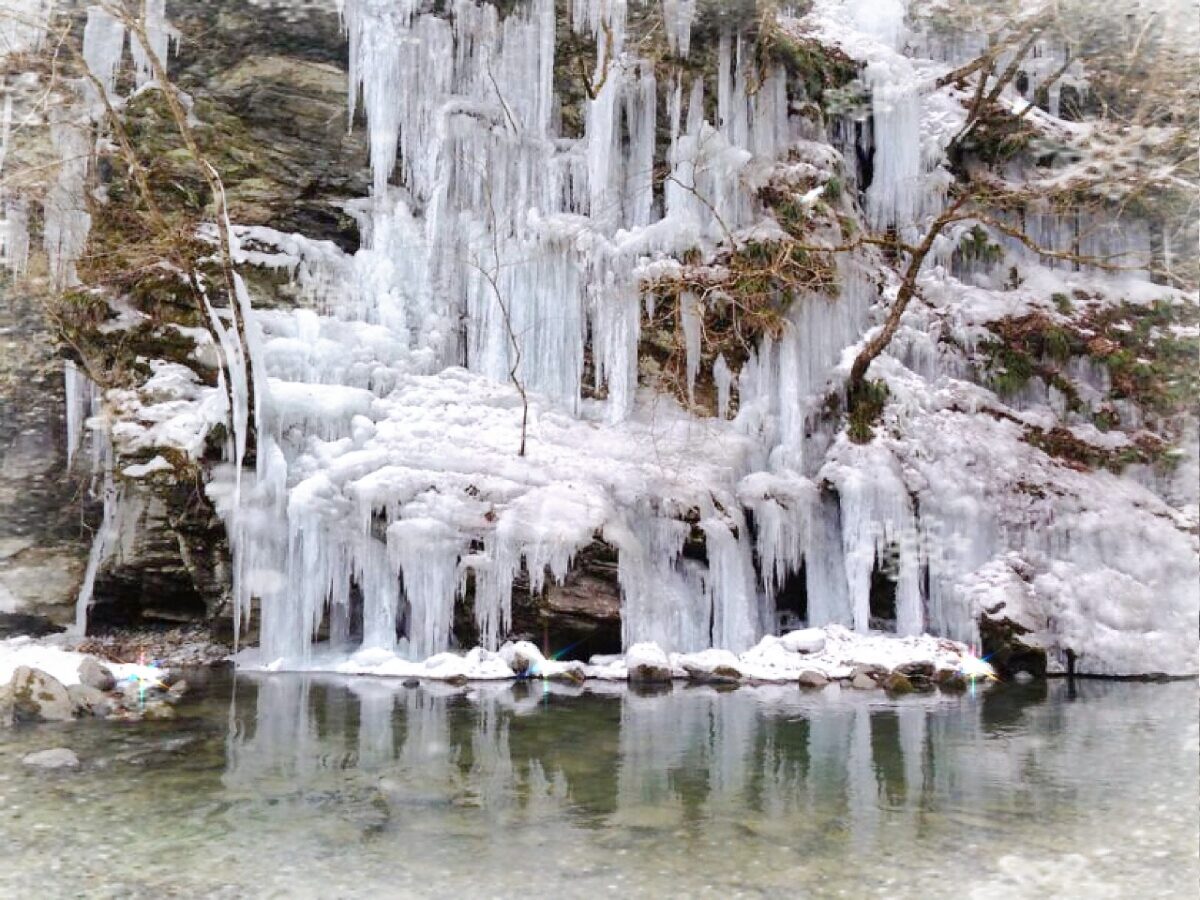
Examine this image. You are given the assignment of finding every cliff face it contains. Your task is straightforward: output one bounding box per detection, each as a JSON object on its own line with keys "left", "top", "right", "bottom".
{"left": 0, "top": 0, "right": 366, "bottom": 633}
{"left": 0, "top": 0, "right": 1196, "bottom": 674}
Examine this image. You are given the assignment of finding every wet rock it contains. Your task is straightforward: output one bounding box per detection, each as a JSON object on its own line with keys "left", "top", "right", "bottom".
{"left": 895, "top": 661, "right": 935, "bottom": 679}
{"left": 546, "top": 662, "right": 587, "bottom": 685}
{"left": 935, "top": 668, "right": 968, "bottom": 692}
{"left": 626, "top": 643, "right": 673, "bottom": 685}
{"left": 779, "top": 628, "right": 826, "bottom": 654}
{"left": 0, "top": 683, "right": 12, "bottom": 727}
{"left": 9, "top": 666, "right": 74, "bottom": 722}
{"left": 166, "top": 679, "right": 190, "bottom": 702}
{"left": 22, "top": 748, "right": 80, "bottom": 769}
{"left": 1012, "top": 670, "right": 1034, "bottom": 685}
{"left": 797, "top": 670, "right": 829, "bottom": 688}
{"left": 849, "top": 668, "right": 879, "bottom": 690}
{"left": 881, "top": 672, "right": 914, "bottom": 695}
{"left": 978, "top": 615, "right": 1047, "bottom": 680}
{"left": 402, "top": 678, "right": 420, "bottom": 689}
{"left": 682, "top": 662, "right": 742, "bottom": 684}
{"left": 142, "top": 701, "right": 176, "bottom": 720}
{"left": 443, "top": 674, "right": 469, "bottom": 687}
{"left": 77, "top": 657, "right": 116, "bottom": 692}
{"left": 67, "top": 683, "right": 110, "bottom": 717}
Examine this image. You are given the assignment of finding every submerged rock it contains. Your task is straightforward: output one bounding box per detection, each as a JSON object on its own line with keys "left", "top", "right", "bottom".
{"left": 9, "top": 666, "right": 74, "bottom": 722}
{"left": 22, "top": 747, "right": 80, "bottom": 769}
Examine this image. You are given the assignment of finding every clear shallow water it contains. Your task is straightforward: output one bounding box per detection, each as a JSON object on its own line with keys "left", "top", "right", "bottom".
{"left": 1, "top": 675, "right": 1196, "bottom": 899}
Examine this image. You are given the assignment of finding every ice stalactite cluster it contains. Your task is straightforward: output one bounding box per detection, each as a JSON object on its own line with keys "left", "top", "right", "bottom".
{"left": 212, "top": 0, "right": 851, "bottom": 665}
{"left": 29, "top": 0, "right": 1194, "bottom": 675}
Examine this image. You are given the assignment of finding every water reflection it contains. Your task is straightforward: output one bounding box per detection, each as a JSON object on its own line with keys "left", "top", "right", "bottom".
{"left": 221, "top": 677, "right": 1075, "bottom": 853}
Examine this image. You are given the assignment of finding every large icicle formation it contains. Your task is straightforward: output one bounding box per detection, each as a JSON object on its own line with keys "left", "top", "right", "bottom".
{"left": 202, "top": 0, "right": 1195, "bottom": 675}
{"left": 12, "top": 0, "right": 1193, "bottom": 675}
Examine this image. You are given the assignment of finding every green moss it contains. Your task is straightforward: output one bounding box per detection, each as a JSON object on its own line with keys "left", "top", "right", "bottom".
{"left": 1051, "top": 292, "right": 1074, "bottom": 315}
{"left": 847, "top": 379, "right": 889, "bottom": 444}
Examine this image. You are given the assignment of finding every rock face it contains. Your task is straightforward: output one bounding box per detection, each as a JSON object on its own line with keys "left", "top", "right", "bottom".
{"left": 0, "top": 289, "right": 91, "bottom": 633}
{"left": 9, "top": 666, "right": 74, "bottom": 722}
{"left": 0, "top": 0, "right": 369, "bottom": 636}
{"left": 22, "top": 748, "right": 80, "bottom": 769}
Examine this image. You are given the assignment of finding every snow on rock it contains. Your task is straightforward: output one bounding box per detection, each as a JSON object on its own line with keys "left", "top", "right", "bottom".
{"left": 0, "top": 636, "right": 166, "bottom": 688}
{"left": 779, "top": 628, "right": 827, "bottom": 654}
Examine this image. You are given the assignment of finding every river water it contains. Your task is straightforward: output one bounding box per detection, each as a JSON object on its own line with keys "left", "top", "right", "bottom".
{"left": 1, "top": 674, "right": 1196, "bottom": 899}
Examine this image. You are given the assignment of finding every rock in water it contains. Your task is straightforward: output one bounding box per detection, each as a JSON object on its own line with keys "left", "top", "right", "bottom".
{"left": 882, "top": 672, "right": 914, "bottom": 695}
{"left": 77, "top": 657, "right": 116, "bottom": 691}
{"left": 849, "top": 672, "right": 878, "bottom": 691}
{"left": 797, "top": 670, "right": 829, "bottom": 688}
{"left": 780, "top": 629, "right": 826, "bottom": 654}
{"left": 10, "top": 666, "right": 74, "bottom": 722}
{"left": 626, "top": 642, "right": 672, "bottom": 684}
{"left": 166, "top": 679, "right": 190, "bottom": 701}
{"left": 22, "top": 748, "right": 80, "bottom": 769}
{"left": 67, "top": 683, "right": 110, "bottom": 717}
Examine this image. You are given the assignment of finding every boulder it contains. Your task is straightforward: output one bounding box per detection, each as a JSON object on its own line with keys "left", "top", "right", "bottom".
{"left": 881, "top": 672, "right": 914, "bottom": 695}
{"left": 67, "top": 683, "right": 110, "bottom": 717}
{"left": 895, "top": 661, "right": 935, "bottom": 679}
{"left": 9, "top": 666, "right": 74, "bottom": 722}
{"left": 779, "top": 628, "right": 826, "bottom": 655}
{"left": 166, "top": 679, "right": 190, "bottom": 702}
{"left": 77, "top": 657, "right": 116, "bottom": 692}
{"left": 626, "top": 643, "right": 673, "bottom": 685}
{"left": 849, "top": 667, "right": 879, "bottom": 690}
{"left": 22, "top": 748, "right": 80, "bottom": 769}
{"left": 545, "top": 662, "right": 587, "bottom": 685}
{"left": 797, "top": 670, "right": 829, "bottom": 688}
{"left": 935, "top": 668, "right": 968, "bottom": 692}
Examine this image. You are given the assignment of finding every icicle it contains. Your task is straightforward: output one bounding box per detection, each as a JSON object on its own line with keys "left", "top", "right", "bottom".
{"left": 660, "top": 0, "right": 697, "bottom": 57}
{"left": 82, "top": 5, "right": 126, "bottom": 106}
{"left": 713, "top": 353, "right": 732, "bottom": 419}
{"left": 680, "top": 291, "right": 701, "bottom": 405}
{"left": 129, "top": 0, "right": 178, "bottom": 88}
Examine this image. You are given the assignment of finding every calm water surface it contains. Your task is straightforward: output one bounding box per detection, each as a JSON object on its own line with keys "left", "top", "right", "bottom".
{"left": 1, "top": 673, "right": 1196, "bottom": 899}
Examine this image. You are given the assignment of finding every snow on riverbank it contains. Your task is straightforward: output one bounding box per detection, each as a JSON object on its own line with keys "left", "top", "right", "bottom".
{"left": 233, "top": 624, "right": 989, "bottom": 685}
{"left": 0, "top": 635, "right": 164, "bottom": 687}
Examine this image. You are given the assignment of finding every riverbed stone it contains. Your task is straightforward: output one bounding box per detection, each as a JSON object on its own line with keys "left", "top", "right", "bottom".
{"left": 0, "top": 683, "right": 13, "bottom": 726}
{"left": 166, "top": 679, "right": 190, "bottom": 702}
{"left": 9, "top": 666, "right": 74, "bottom": 722}
{"left": 77, "top": 657, "right": 117, "bottom": 691}
{"left": 22, "top": 747, "right": 80, "bottom": 769}
{"left": 67, "top": 683, "right": 110, "bottom": 717}
{"left": 142, "top": 701, "right": 176, "bottom": 720}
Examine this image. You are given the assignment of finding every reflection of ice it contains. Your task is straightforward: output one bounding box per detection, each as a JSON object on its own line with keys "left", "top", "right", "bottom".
{"left": 224, "top": 677, "right": 983, "bottom": 860}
